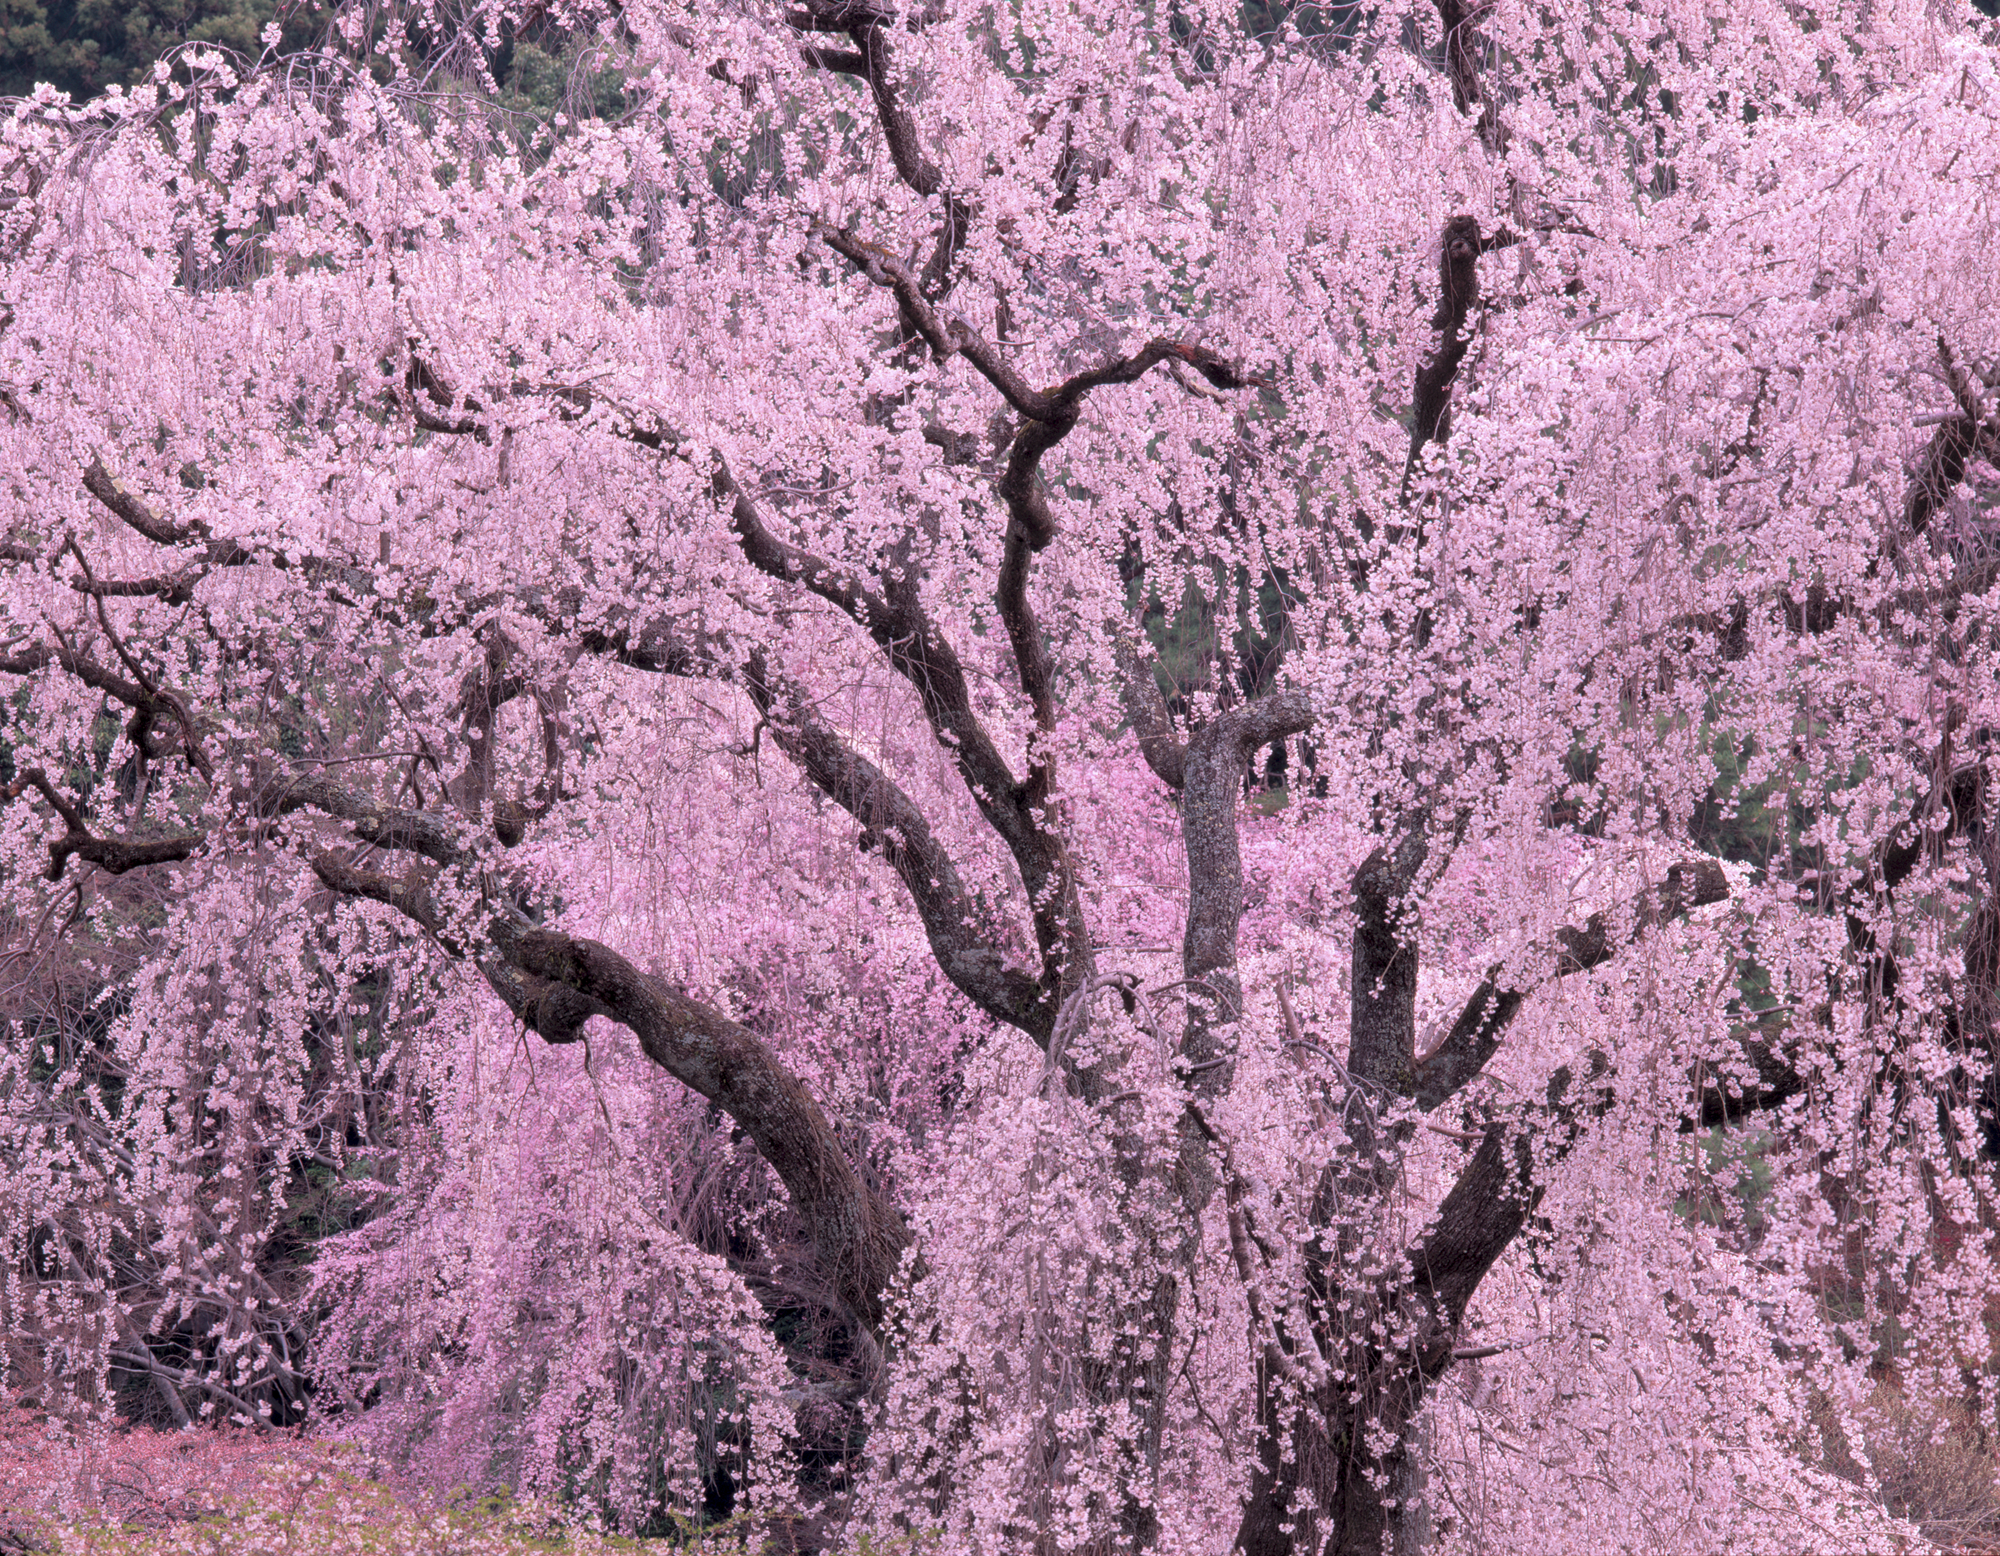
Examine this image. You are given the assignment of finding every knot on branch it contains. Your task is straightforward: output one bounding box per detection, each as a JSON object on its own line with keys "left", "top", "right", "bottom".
{"left": 1167, "top": 342, "right": 1260, "bottom": 392}
{"left": 1436, "top": 214, "right": 1482, "bottom": 325}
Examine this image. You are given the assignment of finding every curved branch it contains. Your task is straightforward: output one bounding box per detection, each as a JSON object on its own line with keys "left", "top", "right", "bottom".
{"left": 84, "top": 455, "right": 208, "bottom": 546}
{"left": 0, "top": 638, "right": 153, "bottom": 714}
{"left": 793, "top": 0, "right": 972, "bottom": 298}
{"left": 292, "top": 786, "right": 912, "bottom": 1331}
{"left": 493, "top": 920, "right": 910, "bottom": 1329}
{"left": 816, "top": 220, "right": 1254, "bottom": 793}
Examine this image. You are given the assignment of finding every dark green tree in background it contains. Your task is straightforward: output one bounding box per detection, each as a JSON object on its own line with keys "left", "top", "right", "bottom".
{"left": 0, "top": 0, "right": 277, "bottom": 98}
{"left": 6, "top": 0, "right": 1993, "bottom": 102}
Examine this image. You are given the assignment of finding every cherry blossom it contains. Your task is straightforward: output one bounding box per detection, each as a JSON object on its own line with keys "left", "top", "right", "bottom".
{"left": 1, "top": 1, "right": 1998, "bottom": 1551}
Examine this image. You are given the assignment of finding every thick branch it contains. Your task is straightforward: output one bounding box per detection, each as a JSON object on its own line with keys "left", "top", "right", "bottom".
{"left": 294, "top": 788, "right": 911, "bottom": 1331}
{"left": 1903, "top": 337, "right": 1988, "bottom": 541}
{"left": 1409, "top": 1063, "right": 1600, "bottom": 1325}
{"left": 269, "top": 773, "right": 464, "bottom": 866}
{"left": 494, "top": 922, "right": 910, "bottom": 1328}
{"left": 850, "top": 20, "right": 946, "bottom": 199}
{"left": 67, "top": 564, "right": 211, "bottom": 605}
{"left": 1693, "top": 1025, "right": 1805, "bottom": 1126}
{"left": 0, "top": 638, "right": 154, "bottom": 713}
{"left": 1406, "top": 214, "right": 1486, "bottom": 482}
{"left": 713, "top": 461, "right": 1091, "bottom": 1008}
{"left": 1436, "top": 0, "right": 1508, "bottom": 157}
{"left": 4, "top": 769, "right": 202, "bottom": 880}
{"left": 1115, "top": 634, "right": 1187, "bottom": 791}
{"left": 799, "top": 42, "right": 868, "bottom": 74}
{"left": 309, "top": 852, "right": 446, "bottom": 941}
{"left": 713, "top": 460, "right": 1027, "bottom": 839}
{"left": 812, "top": 218, "right": 1254, "bottom": 1066}
{"left": 789, "top": 0, "right": 972, "bottom": 298}
{"left": 569, "top": 612, "right": 1069, "bottom": 1044}
{"left": 1170, "top": 690, "right": 1314, "bottom": 1224}
{"left": 83, "top": 456, "right": 207, "bottom": 545}
{"left": 1180, "top": 689, "right": 1315, "bottom": 1081}
{"left": 1349, "top": 828, "right": 1432, "bottom": 1094}
{"left": 576, "top": 619, "right": 707, "bottom": 676}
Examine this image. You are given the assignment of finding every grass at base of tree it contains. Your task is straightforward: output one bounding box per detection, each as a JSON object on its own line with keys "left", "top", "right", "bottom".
{"left": 5, "top": 1464, "right": 753, "bottom": 1556}
{"left": 0, "top": 1411, "right": 937, "bottom": 1556}
{"left": 0, "top": 1413, "right": 706, "bottom": 1556}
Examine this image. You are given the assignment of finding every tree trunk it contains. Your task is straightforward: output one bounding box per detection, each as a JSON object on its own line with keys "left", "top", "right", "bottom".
{"left": 1235, "top": 1361, "right": 1432, "bottom": 1556}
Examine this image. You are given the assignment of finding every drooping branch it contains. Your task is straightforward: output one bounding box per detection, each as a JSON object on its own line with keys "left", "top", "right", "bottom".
{"left": 742, "top": 651, "right": 1052, "bottom": 1039}
{"left": 848, "top": 19, "right": 944, "bottom": 201}
{"left": 81, "top": 456, "right": 256, "bottom": 583}
{"left": 1414, "top": 859, "right": 1730, "bottom": 1109}
{"left": 798, "top": 42, "right": 868, "bottom": 75}
{"left": 2, "top": 724, "right": 902, "bottom": 1318}
{"left": 852, "top": 25, "right": 972, "bottom": 297}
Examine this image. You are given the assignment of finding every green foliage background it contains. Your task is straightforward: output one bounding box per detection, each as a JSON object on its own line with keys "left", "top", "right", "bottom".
{"left": 0, "top": 0, "right": 625, "bottom": 108}
{"left": 8, "top": 0, "right": 1995, "bottom": 105}
{"left": 0, "top": 0, "right": 277, "bottom": 99}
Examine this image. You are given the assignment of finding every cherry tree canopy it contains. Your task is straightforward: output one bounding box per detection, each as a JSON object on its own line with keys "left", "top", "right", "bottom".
{"left": 2, "top": 0, "right": 1999, "bottom": 1551}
